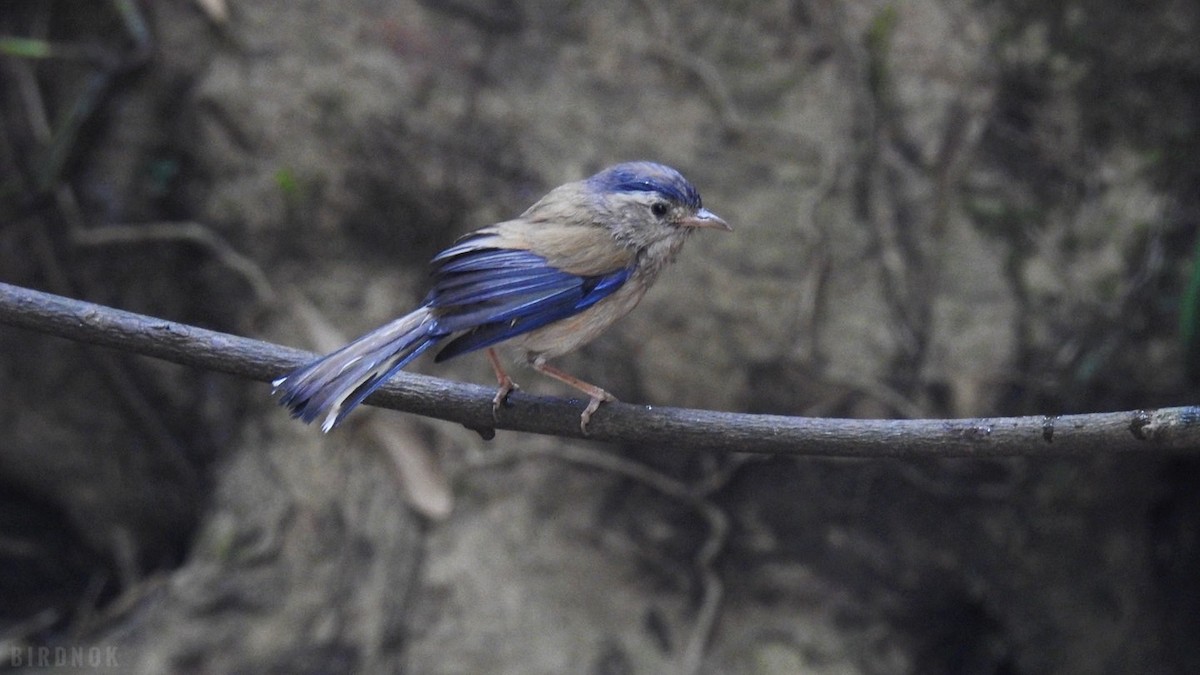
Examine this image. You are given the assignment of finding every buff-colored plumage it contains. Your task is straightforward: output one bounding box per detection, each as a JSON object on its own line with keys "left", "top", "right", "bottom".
{"left": 274, "top": 161, "right": 729, "bottom": 433}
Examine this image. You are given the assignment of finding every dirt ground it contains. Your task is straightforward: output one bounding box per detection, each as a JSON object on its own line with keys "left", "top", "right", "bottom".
{"left": 2, "top": 1, "right": 1199, "bottom": 673}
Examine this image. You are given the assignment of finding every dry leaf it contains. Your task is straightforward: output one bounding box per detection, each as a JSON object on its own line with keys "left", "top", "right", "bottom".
{"left": 290, "top": 292, "right": 454, "bottom": 519}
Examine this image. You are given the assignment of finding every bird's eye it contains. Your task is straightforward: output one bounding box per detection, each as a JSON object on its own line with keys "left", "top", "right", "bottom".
{"left": 650, "top": 201, "right": 670, "bottom": 218}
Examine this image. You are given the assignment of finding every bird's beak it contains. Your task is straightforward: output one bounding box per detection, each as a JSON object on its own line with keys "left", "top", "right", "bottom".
{"left": 679, "top": 208, "right": 732, "bottom": 231}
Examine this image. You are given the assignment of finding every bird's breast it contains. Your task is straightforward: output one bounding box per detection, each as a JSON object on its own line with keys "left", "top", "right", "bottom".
{"left": 509, "top": 278, "right": 650, "bottom": 359}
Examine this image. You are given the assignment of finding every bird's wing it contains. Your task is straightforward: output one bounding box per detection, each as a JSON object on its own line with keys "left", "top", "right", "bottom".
{"left": 485, "top": 221, "right": 635, "bottom": 276}
{"left": 426, "top": 229, "right": 633, "bottom": 361}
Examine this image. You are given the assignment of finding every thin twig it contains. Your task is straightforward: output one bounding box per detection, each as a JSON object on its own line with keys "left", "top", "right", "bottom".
{"left": 70, "top": 220, "right": 278, "bottom": 304}
{"left": 14, "top": 41, "right": 196, "bottom": 488}
{"left": 1, "top": 281, "right": 1199, "bottom": 457}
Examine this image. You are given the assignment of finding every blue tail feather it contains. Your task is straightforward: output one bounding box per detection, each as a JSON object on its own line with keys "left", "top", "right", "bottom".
{"left": 273, "top": 307, "right": 444, "bottom": 431}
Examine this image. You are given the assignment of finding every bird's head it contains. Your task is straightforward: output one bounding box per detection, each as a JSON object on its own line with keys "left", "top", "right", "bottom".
{"left": 584, "top": 161, "right": 730, "bottom": 250}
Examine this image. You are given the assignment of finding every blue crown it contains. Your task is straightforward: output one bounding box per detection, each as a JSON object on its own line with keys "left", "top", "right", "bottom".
{"left": 589, "top": 162, "right": 702, "bottom": 209}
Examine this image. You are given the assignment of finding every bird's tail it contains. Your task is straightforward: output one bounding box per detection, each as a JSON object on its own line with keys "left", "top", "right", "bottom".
{"left": 273, "top": 306, "right": 443, "bottom": 432}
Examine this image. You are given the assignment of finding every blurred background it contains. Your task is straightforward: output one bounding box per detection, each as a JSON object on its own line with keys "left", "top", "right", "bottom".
{"left": 1, "top": 1, "right": 1199, "bottom": 673}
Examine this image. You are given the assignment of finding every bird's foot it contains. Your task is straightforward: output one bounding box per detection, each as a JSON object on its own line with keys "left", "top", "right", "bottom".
{"left": 578, "top": 390, "right": 617, "bottom": 435}
{"left": 491, "top": 379, "right": 519, "bottom": 422}
{"left": 487, "top": 347, "right": 520, "bottom": 422}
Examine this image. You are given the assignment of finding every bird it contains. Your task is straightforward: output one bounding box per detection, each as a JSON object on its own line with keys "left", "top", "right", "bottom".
{"left": 273, "top": 161, "right": 730, "bottom": 433}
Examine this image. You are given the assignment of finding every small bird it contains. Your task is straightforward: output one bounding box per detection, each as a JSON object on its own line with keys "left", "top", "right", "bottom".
{"left": 274, "top": 161, "right": 730, "bottom": 433}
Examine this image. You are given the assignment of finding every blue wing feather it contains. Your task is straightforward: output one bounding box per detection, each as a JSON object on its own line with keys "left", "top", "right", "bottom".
{"left": 435, "top": 286, "right": 580, "bottom": 332}
{"left": 425, "top": 246, "right": 631, "bottom": 362}
{"left": 434, "top": 248, "right": 540, "bottom": 274}
{"left": 433, "top": 267, "right": 575, "bottom": 306}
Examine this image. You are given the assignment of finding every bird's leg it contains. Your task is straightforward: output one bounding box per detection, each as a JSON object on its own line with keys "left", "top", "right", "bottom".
{"left": 486, "top": 348, "right": 519, "bottom": 421}
{"left": 530, "top": 357, "right": 617, "bottom": 434}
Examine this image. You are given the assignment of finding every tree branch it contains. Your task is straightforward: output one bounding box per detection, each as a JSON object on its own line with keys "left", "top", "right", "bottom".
{"left": 1, "top": 280, "right": 1197, "bottom": 456}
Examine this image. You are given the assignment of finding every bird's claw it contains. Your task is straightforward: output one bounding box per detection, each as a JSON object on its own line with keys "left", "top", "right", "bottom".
{"left": 578, "top": 392, "right": 617, "bottom": 435}
{"left": 491, "top": 380, "right": 519, "bottom": 422}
